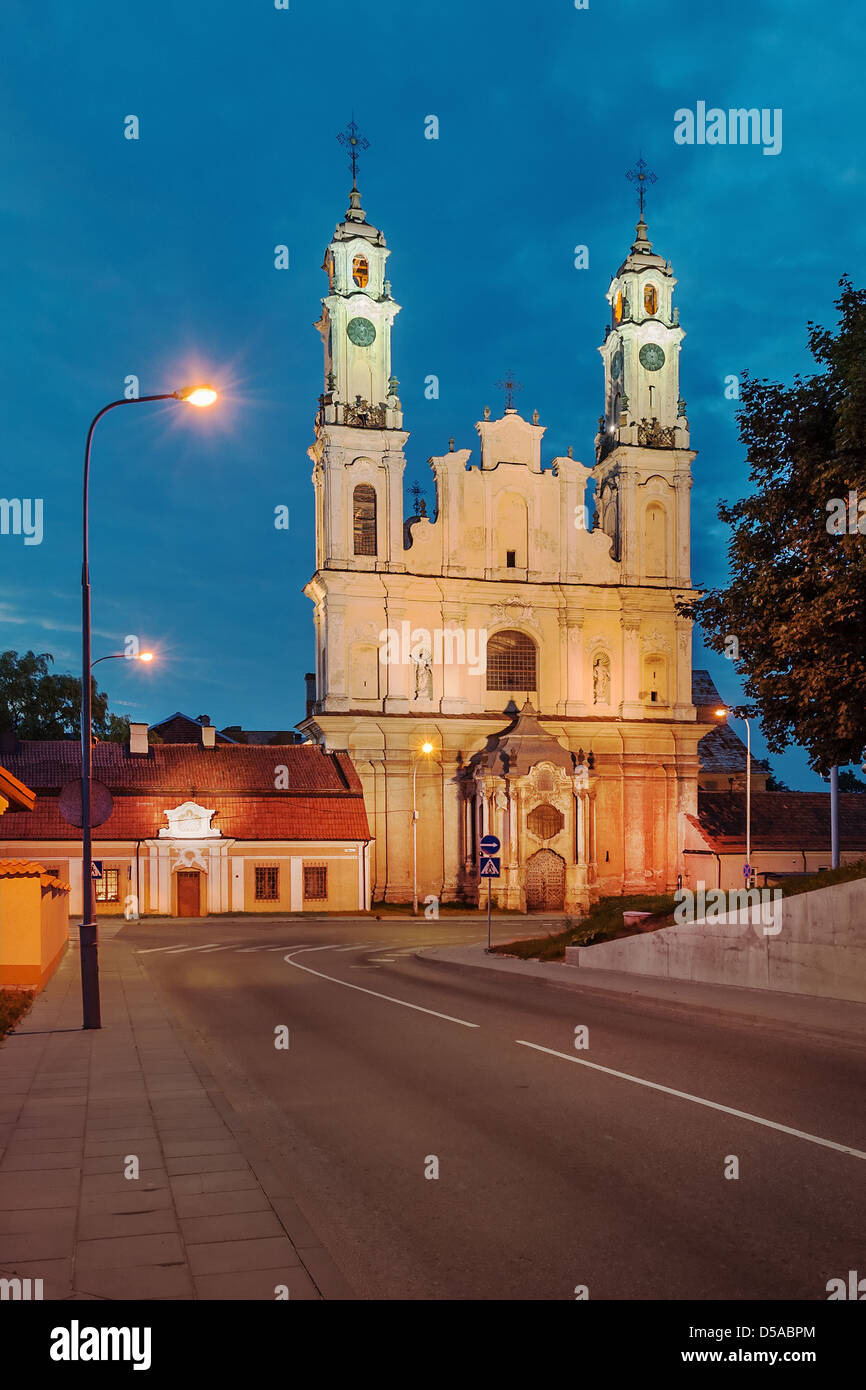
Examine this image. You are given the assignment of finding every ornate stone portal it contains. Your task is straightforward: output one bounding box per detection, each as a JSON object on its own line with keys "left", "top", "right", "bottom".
{"left": 464, "top": 702, "right": 595, "bottom": 914}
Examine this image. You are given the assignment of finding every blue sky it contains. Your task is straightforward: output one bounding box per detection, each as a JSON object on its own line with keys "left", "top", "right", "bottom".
{"left": 1, "top": 0, "right": 862, "bottom": 789}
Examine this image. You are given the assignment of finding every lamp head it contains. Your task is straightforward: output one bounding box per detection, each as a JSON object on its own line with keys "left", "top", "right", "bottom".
{"left": 421, "top": 741, "right": 434, "bottom": 755}
{"left": 139, "top": 652, "right": 155, "bottom": 663}
{"left": 179, "top": 385, "right": 218, "bottom": 408}
{"left": 714, "top": 707, "right": 728, "bottom": 719}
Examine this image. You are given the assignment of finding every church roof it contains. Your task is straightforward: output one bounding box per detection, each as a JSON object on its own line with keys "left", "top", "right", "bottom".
{"left": 698, "top": 723, "right": 767, "bottom": 777}
{"left": 474, "top": 700, "right": 576, "bottom": 777}
{"left": 332, "top": 185, "right": 385, "bottom": 245}
{"left": 616, "top": 217, "right": 670, "bottom": 277}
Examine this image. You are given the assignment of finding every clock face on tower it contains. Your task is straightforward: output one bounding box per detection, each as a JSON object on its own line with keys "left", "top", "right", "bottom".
{"left": 639, "top": 342, "right": 666, "bottom": 372}
{"left": 347, "top": 316, "right": 376, "bottom": 347}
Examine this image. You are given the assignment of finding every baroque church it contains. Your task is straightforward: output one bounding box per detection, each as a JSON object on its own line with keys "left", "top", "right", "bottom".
{"left": 300, "top": 156, "right": 708, "bottom": 913}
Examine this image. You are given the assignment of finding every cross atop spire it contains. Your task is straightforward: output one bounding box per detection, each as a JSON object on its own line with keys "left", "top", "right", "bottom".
{"left": 495, "top": 373, "right": 523, "bottom": 411}
{"left": 626, "top": 155, "right": 657, "bottom": 219}
{"left": 338, "top": 117, "right": 369, "bottom": 190}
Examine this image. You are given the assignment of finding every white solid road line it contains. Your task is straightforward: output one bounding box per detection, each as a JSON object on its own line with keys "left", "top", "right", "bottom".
{"left": 516, "top": 1040, "right": 866, "bottom": 1162}
{"left": 284, "top": 947, "right": 479, "bottom": 1028}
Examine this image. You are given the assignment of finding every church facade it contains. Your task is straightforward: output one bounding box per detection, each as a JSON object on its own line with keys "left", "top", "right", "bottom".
{"left": 300, "top": 172, "right": 710, "bottom": 913}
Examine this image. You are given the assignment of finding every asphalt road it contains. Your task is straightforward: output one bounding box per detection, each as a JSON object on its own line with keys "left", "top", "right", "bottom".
{"left": 125, "top": 914, "right": 866, "bottom": 1301}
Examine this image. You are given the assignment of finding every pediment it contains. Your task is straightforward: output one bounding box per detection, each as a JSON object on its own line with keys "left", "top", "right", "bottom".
{"left": 158, "top": 800, "right": 221, "bottom": 840}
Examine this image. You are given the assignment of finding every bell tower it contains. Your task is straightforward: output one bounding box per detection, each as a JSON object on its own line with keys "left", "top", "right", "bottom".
{"left": 316, "top": 120, "right": 402, "bottom": 433}
{"left": 593, "top": 159, "right": 694, "bottom": 590}
{"left": 306, "top": 124, "right": 410, "bottom": 717}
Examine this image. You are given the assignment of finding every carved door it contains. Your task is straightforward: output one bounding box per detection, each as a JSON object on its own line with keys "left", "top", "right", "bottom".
{"left": 525, "top": 849, "right": 565, "bottom": 911}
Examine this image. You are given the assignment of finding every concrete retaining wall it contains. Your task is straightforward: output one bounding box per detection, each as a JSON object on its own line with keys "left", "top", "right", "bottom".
{"left": 564, "top": 878, "right": 866, "bottom": 1003}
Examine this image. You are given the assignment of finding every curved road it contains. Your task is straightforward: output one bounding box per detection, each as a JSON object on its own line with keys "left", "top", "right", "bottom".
{"left": 127, "top": 915, "right": 866, "bottom": 1301}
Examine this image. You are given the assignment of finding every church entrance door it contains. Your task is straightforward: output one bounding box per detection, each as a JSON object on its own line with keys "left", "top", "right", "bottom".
{"left": 525, "top": 849, "right": 566, "bottom": 911}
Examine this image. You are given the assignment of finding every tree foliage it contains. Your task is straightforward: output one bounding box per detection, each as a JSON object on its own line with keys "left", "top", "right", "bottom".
{"left": 0, "top": 650, "right": 130, "bottom": 742}
{"left": 682, "top": 279, "right": 866, "bottom": 775}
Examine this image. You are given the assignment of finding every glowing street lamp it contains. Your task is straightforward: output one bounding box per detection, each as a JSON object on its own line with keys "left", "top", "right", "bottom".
{"left": 715, "top": 705, "right": 753, "bottom": 887}
{"left": 80, "top": 386, "right": 216, "bottom": 1029}
{"left": 90, "top": 650, "right": 156, "bottom": 669}
{"left": 179, "top": 385, "right": 218, "bottom": 408}
{"left": 412, "top": 740, "right": 436, "bottom": 916}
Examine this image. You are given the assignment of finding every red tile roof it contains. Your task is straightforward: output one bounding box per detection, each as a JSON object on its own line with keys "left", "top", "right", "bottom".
{"left": 0, "top": 762, "right": 36, "bottom": 812}
{"left": 690, "top": 791, "right": 866, "bottom": 853}
{"left": 0, "top": 743, "right": 369, "bottom": 843}
{"left": 0, "top": 860, "right": 70, "bottom": 891}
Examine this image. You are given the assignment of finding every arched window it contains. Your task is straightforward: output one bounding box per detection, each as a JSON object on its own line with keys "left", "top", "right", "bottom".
{"left": 644, "top": 283, "right": 658, "bottom": 315}
{"left": 486, "top": 630, "right": 537, "bottom": 692}
{"left": 352, "top": 256, "right": 369, "bottom": 288}
{"left": 353, "top": 484, "right": 377, "bottom": 556}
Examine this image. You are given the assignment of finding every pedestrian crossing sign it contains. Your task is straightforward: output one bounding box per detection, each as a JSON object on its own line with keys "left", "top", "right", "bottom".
{"left": 479, "top": 855, "right": 500, "bottom": 877}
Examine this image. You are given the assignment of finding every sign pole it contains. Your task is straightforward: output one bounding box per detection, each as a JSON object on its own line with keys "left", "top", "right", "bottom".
{"left": 487, "top": 876, "right": 492, "bottom": 952}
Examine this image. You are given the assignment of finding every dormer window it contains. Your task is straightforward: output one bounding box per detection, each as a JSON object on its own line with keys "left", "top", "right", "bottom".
{"left": 352, "top": 256, "right": 369, "bottom": 289}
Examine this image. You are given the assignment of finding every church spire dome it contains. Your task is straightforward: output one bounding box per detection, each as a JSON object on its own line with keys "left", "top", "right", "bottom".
{"left": 314, "top": 121, "right": 402, "bottom": 430}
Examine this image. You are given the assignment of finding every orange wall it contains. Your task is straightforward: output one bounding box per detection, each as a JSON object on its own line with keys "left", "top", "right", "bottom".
{"left": 0, "top": 867, "right": 69, "bottom": 989}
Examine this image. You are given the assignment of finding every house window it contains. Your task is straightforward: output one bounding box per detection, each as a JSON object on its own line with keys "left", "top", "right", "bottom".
{"left": 255, "top": 866, "right": 279, "bottom": 901}
{"left": 304, "top": 865, "right": 328, "bottom": 901}
{"left": 352, "top": 256, "right": 369, "bottom": 288}
{"left": 486, "top": 630, "right": 537, "bottom": 692}
{"left": 506, "top": 550, "right": 516, "bottom": 568}
{"left": 95, "top": 868, "right": 120, "bottom": 903}
{"left": 353, "top": 484, "right": 377, "bottom": 556}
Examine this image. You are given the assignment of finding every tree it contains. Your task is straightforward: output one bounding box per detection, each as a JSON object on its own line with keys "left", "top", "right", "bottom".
{"left": 0, "top": 650, "right": 129, "bottom": 742}
{"left": 681, "top": 279, "right": 866, "bottom": 776}
{"left": 837, "top": 768, "right": 866, "bottom": 793}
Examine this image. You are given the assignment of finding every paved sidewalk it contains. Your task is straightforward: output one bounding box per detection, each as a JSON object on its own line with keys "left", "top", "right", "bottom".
{"left": 420, "top": 942, "right": 866, "bottom": 1041}
{"left": 0, "top": 929, "right": 353, "bottom": 1301}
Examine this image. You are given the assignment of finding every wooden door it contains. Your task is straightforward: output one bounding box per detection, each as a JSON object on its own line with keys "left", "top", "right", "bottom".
{"left": 176, "top": 871, "right": 201, "bottom": 917}
{"left": 525, "top": 850, "right": 566, "bottom": 911}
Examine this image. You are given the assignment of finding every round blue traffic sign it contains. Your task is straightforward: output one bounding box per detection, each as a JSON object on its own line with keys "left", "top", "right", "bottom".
{"left": 480, "top": 834, "right": 500, "bottom": 855}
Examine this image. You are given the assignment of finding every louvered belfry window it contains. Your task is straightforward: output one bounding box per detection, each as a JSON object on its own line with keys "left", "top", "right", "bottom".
{"left": 486, "top": 629, "right": 537, "bottom": 691}
{"left": 353, "top": 484, "right": 377, "bottom": 556}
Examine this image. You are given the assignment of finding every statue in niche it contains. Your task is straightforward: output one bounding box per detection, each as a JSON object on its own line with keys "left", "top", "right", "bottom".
{"left": 593, "top": 654, "right": 610, "bottom": 705}
{"left": 412, "top": 646, "right": 433, "bottom": 701}
{"left": 494, "top": 787, "right": 508, "bottom": 813}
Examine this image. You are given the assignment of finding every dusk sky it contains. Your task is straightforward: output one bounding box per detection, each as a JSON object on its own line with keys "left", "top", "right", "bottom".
{"left": 2, "top": 0, "right": 862, "bottom": 789}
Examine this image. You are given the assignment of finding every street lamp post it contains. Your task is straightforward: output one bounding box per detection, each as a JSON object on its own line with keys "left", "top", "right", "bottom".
{"left": 412, "top": 741, "right": 434, "bottom": 916}
{"left": 715, "top": 706, "right": 752, "bottom": 887}
{"left": 80, "top": 386, "right": 216, "bottom": 1030}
